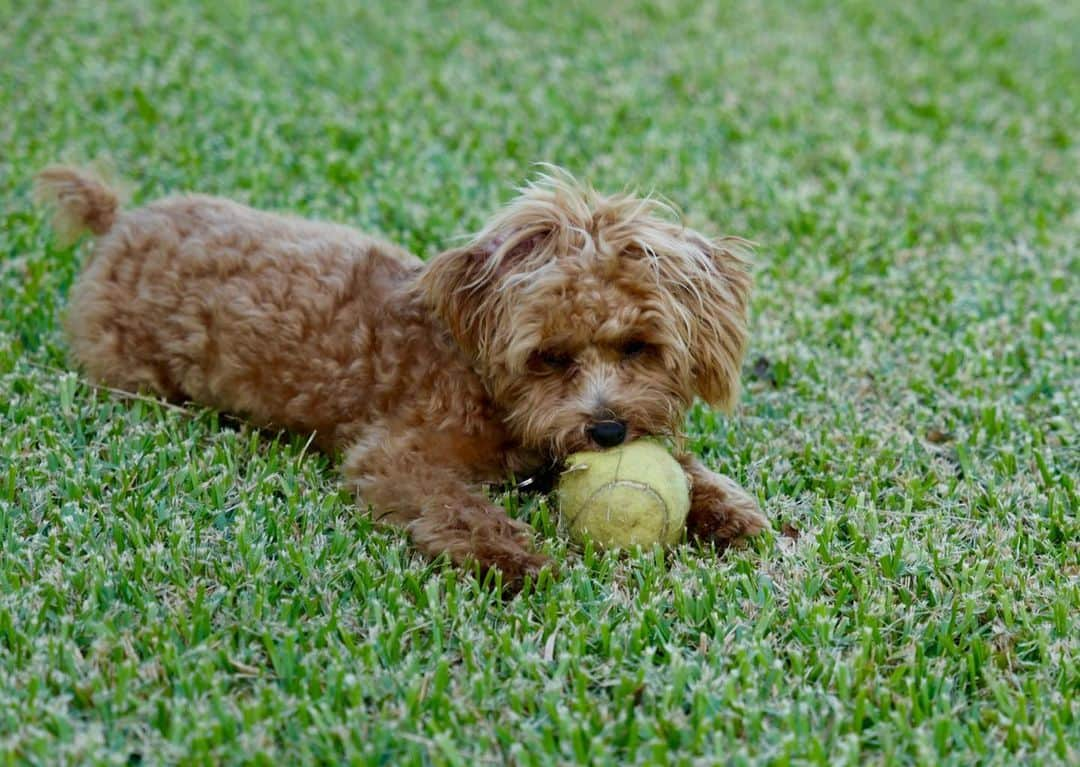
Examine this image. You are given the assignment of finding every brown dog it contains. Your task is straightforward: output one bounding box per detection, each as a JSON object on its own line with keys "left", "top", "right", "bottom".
{"left": 36, "top": 166, "right": 767, "bottom": 587}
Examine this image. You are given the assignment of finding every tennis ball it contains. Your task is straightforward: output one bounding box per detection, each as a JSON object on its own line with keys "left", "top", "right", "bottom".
{"left": 557, "top": 440, "right": 690, "bottom": 550}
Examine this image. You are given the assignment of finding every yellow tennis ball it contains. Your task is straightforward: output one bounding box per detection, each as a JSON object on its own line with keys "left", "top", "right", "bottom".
{"left": 557, "top": 440, "right": 690, "bottom": 550}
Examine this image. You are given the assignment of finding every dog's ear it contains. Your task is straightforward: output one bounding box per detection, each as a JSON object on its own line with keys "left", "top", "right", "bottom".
{"left": 420, "top": 171, "right": 585, "bottom": 360}
{"left": 417, "top": 232, "right": 546, "bottom": 360}
{"left": 675, "top": 233, "right": 752, "bottom": 410}
{"left": 416, "top": 243, "right": 493, "bottom": 358}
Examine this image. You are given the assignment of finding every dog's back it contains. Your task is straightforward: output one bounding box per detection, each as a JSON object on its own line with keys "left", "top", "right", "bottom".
{"left": 36, "top": 167, "right": 428, "bottom": 447}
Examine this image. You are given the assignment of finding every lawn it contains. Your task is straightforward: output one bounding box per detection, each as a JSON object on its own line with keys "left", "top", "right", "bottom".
{"left": 1, "top": 0, "right": 1077, "bottom": 764}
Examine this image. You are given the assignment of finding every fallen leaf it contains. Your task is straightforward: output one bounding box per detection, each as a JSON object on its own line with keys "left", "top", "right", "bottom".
{"left": 927, "top": 428, "right": 954, "bottom": 444}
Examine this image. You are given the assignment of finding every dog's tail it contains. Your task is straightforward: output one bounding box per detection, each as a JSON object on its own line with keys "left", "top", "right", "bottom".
{"left": 34, "top": 165, "right": 122, "bottom": 245}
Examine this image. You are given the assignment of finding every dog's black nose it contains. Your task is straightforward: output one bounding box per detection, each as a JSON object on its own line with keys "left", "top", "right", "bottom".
{"left": 587, "top": 420, "right": 627, "bottom": 448}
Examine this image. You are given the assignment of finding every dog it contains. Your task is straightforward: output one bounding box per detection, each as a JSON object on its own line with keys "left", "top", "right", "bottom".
{"left": 35, "top": 165, "right": 768, "bottom": 588}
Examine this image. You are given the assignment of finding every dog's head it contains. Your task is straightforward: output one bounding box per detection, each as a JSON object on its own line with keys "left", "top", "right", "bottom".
{"left": 418, "top": 169, "right": 751, "bottom": 457}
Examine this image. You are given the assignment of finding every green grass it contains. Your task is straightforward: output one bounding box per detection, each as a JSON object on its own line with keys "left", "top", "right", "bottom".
{"left": 2, "top": 0, "right": 1078, "bottom": 763}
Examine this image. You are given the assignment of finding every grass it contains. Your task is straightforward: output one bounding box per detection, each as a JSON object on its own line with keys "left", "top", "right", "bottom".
{"left": 1, "top": 0, "right": 1077, "bottom": 763}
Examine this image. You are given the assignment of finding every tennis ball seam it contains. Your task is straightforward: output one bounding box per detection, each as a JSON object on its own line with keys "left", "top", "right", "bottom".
{"left": 569, "top": 480, "right": 670, "bottom": 544}
{"left": 558, "top": 440, "right": 690, "bottom": 549}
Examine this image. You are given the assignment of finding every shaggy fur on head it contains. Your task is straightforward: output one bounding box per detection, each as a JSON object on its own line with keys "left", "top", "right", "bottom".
{"left": 36, "top": 164, "right": 768, "bottom": 589}
{"left": 419, "top": 171, "right": 752, "bottom": 458}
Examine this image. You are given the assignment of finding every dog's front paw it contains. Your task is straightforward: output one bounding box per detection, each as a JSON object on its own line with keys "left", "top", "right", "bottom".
{"left": 407, "top": 504, "right": 557, "bottom": 593}
{"left": 686, "top": 473, "right": 768, "bottom": 546}
{"left": 472, "top": 515, "right": 556, "bottom": 591}
{"left": 490, "top": 548, "right": 557, "bottom": 594}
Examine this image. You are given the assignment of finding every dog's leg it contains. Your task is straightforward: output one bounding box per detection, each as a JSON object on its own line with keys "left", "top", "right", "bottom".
{"left": 677, "top": 454, "right": 768, "bottom": 546}
{"left": 343, "top": 432, "right": 552, "bottom": 590}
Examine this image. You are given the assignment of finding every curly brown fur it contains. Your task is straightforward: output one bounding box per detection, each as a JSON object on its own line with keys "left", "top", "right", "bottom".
{"left": 38, "top": 165, "right": 767, "bottom": 588}
{"left": 34, "top": 166, "right": 121, "bottom": 244}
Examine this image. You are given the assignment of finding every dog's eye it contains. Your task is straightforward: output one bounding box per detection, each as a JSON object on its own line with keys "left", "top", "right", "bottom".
{"left": 530, "top": 350, "right": 574, "bottom": 372}
{"left": 620, "top": 339, "right": 650, "bottom": 359}
{"left": 542, "top": 351, "right": 574, "bottom": 368}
